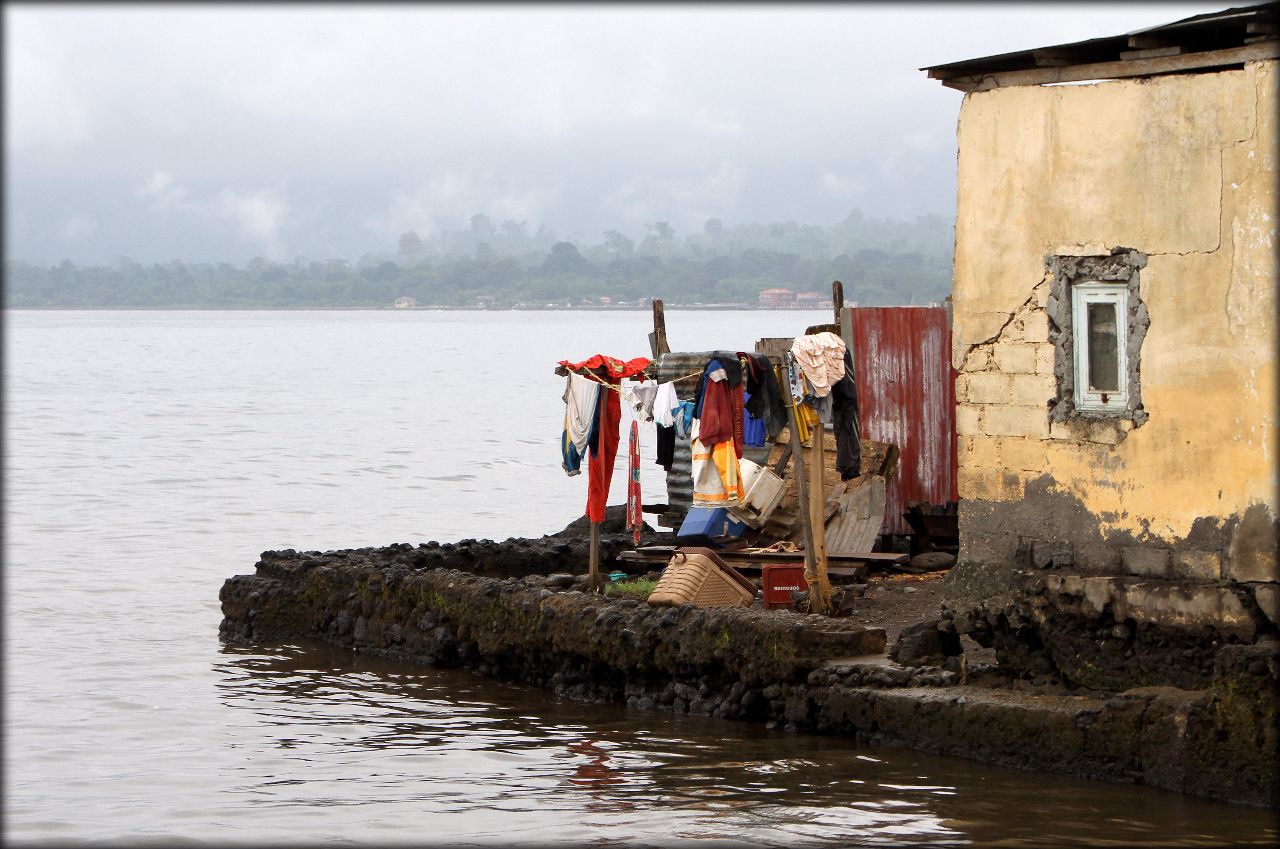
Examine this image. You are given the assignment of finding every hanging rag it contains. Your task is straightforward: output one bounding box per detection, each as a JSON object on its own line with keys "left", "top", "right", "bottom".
{"left": 623, "top": 381, "right": 659, "bottom": 423}
{"left": 784, "top": 353, "right": 820, "bottom": 444}
{"left": 673, "top": 400, "right": 695, "bottom": 439}
{"left": 830, "top": 344, "right": 862, "bottom": 480}
{"left": 561, "top": 371, "right": 600, "bottom": 476}
{"left": 626, "top": 419, "right": 642, "bottom": 544}
{"left": 692, "top": 352, "right": 742, "bottom": 419}
{"left": 694, "top": 357, "right": 744, "bottom": 457}
{"left": 742, "top": 390, "right": 767, "bottom": 447}
{"left": 655, "top": 423, "right": 676, "bottom": 471}
{"left": 690, "top": 418, "right": 745, "bottom": 507}
{"left": 558, "top": 354, "right": 651, "bottom": 381}
{"left": 790, "top": 332, "right": 847, "bottom": 398}
{"left": 739, "top": 351, "right": 789, "bottom": 440}
{"left": 652, "top": 382, "right": 679, "bottom": 428}
{"left": 558, "top": 353, "right": 652, "bottom": 523}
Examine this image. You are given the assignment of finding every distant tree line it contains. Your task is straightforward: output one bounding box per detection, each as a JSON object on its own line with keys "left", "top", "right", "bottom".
{"left": 4, "top": 211, "right": 953, "bottom": 309}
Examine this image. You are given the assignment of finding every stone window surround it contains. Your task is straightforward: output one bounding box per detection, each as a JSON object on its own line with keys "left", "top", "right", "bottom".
{"left": 1045, "top": 247, "right": 1150, "bottom": 427}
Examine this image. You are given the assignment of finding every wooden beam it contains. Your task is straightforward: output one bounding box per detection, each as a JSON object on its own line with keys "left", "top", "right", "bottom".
{"left": 939, "top": 41, "right": 1280, "bottom": 92}
{"left": 1033, "top": 48, "right": 1081, "bottom": 67}
{"left": 1119, "top": 46, "right": 1184, "bottom": 60}
{"left": 783, "top": 378, "right": 818, "bottom": 595}
{"left": 806, "top": 421, "right": 834, "bottom": 615}
{"left": 831, "top": 280, "right": 844, "bottom": 326}
{"left": 589, "top": 521, "right": 601, "bottom": 593}
{"left": 651, "top": 298, "right": 670, "bottom": 356}
{"left": 1126, "top": 34, "right": 1174, "bottom": 49}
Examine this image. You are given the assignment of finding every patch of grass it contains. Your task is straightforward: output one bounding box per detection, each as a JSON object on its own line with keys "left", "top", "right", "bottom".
{"left": 605, "top": 579, "right": 658, "bottom": 600}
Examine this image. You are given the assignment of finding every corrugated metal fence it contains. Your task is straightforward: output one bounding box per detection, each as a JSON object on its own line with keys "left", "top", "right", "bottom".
{"left": 849, "top": 306, "right": 957, "bottom": 535}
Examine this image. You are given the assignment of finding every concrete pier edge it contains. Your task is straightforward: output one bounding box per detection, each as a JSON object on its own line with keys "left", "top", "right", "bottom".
{"left": 219, "top": 538, "right": 1279, "bottom": 808}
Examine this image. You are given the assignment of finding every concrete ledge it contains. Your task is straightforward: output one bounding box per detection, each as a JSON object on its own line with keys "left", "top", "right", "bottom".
{"left": 219, "top": 543, "right": 1279, "bottom": 808}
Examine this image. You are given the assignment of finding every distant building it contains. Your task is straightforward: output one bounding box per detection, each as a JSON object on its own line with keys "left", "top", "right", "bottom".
{"left": 794, "top": 291, "right": 827, "bottom": 309}
{"left": 758, "top": 288, "right": 795, "bottom": 309}
{"left": 393, "top": 296, "right": 416, "bottom": 309}
{"left": 474, "top": 294, "right": 497, "bottom": 309}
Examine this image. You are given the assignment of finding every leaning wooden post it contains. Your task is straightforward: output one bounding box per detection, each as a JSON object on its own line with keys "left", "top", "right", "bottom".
{"left": 807, "top": 420, "right": 834, "bottom": 615}
{"left": 783, "top": 379, "right": 819, "bottom": 606}
{"left": 588, "top": 378, "right": 605, "bottom": 593}
{"left": 589, "top": 520, "right": 601, "bottom": 593}
{"left": 649, "top": 299, "right": 671, "bottom": 358}
{"left": 832, "top": 280, "right": 844, "bottom": 327}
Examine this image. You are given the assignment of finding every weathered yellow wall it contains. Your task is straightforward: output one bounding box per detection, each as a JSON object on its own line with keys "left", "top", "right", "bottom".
{"left": 952, "top": 61, "right": 1278, "bottom": 582}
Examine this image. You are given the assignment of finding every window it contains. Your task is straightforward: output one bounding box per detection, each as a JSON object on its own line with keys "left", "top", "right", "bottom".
{"left": 1047, "top": 247, "right": 1147, "bottom": 427}
{"left": 1072, "top": 282, "right": 1128, "bottom": 412}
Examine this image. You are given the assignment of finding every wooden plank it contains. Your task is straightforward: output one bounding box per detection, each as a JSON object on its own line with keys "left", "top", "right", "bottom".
{"left": 785, "top": 388, "right": 819, "bottom": 594}
{"left": 651, "top": 299, "right": 670, "bottom": 355}
{"left": 1033, "top": 48, "right": 1081, "bottom": 67}
{"left": 940, "top": 41, "right": 1280, "bottom": 91}
{"left": 589, "top": 521, "right": 601, "bottom": 592}
{"left": 807, "top": 420, "right": 833, "bottom": 614}
{"left": 1119, "top": 46, "right": 1183, "bottom": 60}
{"left": 824, "top": 475, "right": 887, "bottom": 556}
{"left": 1126, "top": 34, "right": 1174, "bottom": 49}
{"left": 629, "top": 545, "right": 905, "bottom": 563}
{"left": 831, "top": 280, "right": 844, "bottom": 326}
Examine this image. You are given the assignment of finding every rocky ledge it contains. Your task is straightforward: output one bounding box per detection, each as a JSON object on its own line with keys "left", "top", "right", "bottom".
{"left": 219, "top": 519, "right": 1278, "bottom": 808}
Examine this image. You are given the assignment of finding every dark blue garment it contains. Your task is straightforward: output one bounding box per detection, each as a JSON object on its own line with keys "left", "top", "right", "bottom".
{"left": 742, "top": 391, "right": 767, "bottom": 447}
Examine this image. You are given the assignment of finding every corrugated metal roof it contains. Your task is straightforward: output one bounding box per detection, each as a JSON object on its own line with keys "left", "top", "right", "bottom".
{"left": 922, "top": 2, "right": 1279, "bottom": 91}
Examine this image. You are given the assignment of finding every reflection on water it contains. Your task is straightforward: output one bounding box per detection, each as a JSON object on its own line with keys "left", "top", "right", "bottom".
{"left": 6, "top": 310, "right": 1276, "bottom": 846}
{"left": 212, "top": 640, "right": 1277, "bottom": 847}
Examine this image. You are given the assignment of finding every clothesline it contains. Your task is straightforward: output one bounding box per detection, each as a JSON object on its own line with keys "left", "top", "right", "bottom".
{"left": 564, "top": 364, "right": 704, "bottom": 394}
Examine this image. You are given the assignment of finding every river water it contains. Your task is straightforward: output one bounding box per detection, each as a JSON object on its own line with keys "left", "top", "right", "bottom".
{"left": 4, "top": 309, "right": 1274, "bottom": 846}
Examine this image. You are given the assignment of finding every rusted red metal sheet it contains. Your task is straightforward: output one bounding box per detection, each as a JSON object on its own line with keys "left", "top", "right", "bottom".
{"left": 849, "top": 307, "right": 957, "bottom": 536}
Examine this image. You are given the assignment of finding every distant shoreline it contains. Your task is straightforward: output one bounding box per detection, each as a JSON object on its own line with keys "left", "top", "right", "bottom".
{"left": 3, "top": 304, "right": 873, "bottom": 312}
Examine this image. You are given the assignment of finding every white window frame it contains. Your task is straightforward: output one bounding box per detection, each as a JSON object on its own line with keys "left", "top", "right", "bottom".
{"left": 1072, "top": 281, "right": 1129, "bottom": 413}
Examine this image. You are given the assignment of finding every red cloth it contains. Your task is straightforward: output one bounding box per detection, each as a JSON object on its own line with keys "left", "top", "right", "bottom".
{"left": 559, "top": 355, "right": 651, "bottom": 381}
{"left": 732, "top": 382, "right": 745, "bottom": 459}
{"left": 696, "top": 376, "right": 734, "bottom": 448}
{"left": 626, "top": 419, "right": 641, "bottom": 544}
{"left": 586, "top": 387, "right": 620, "bottom": 523}
{"left": 561, "top": 353, "right": 650, "bottom": 525}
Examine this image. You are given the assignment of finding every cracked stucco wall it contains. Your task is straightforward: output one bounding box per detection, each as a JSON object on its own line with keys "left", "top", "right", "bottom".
{"left": 948, "top": 61, "right": 1278, "bottom": 596}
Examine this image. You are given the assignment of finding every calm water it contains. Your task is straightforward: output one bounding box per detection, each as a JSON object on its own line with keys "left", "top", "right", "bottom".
{"left": 4, "top": 309, "right": 1275, "bottom": 846}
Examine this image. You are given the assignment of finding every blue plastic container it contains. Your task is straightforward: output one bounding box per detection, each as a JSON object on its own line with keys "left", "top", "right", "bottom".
{"left": 677, "top": 506, "right": 748, "bottom": 541}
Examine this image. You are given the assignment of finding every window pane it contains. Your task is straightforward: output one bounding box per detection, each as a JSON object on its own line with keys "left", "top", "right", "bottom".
{"left": 1087, "top": 302, "right": 1120, "bottom": 392}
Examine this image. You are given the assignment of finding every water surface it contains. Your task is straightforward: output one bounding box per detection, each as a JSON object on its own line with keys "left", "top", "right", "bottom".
{"left": 4, "top": 309, "right": 1274, "bottom": 846}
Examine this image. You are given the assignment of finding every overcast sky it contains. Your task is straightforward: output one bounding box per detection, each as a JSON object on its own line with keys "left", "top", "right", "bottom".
{"left": 4, "top": 2, "right": 1235, "bottom": 264}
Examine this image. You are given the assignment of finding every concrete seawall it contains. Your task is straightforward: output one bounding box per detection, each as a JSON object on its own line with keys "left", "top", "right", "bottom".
{"left": 219, "top": 535, "right": 1278, "bottom": 807}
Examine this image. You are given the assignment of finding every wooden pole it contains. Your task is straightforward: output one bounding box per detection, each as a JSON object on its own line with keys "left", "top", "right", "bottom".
{"left": 832, "top": 280, "right": 844, "bottom": 327}
{"left": 650, "top": 298, "right": 670, "bottom": 358}
{"left": 588, "top": 379, "right": 605, "bottom": 593}
{"left": 782, "top": 364, "right": 820, "bottom": 607}
{"left": 839, "top": 304, "right": 855, "bottom": 360}
{"left": 589, "top": 520, "right": 601, "bottom": 593}
{"left": 807, "top": 420, "right": 833, "bottom": 615}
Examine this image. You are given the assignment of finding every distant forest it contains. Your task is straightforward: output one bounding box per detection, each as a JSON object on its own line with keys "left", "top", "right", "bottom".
{"left": 4, "top": 210, "right": 953, "bottom": 309}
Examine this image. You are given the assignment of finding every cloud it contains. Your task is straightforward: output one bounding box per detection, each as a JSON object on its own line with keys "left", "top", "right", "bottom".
{"left": 364, "top": 170, "right": 556, "bottom": 240}
{"left": 819, "top": 172, "right": 864, "bottom": 201}
{"left": 135, "top": 170, "right": 193, "bottom": 213}
{"left": 3, "top": 15, "right": 92, "bottom": 152}
{"left": 602, "top": 162, "right": 744, "bottom": 233}
{"left": 57, "top": 214, "right": 97, "bottom": 243}
{"left": 218, "top": 189, "right": 289, "bottom": 259}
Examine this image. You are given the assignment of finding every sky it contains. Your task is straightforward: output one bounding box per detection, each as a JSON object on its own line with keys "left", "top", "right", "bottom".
{"left": 4, "top": 2, "right": 1239, "bottom": 265}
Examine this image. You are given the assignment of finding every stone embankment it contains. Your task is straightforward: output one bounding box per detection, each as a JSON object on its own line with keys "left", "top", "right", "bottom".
{"left": 219, "top": 520, "right": 1278, "bottom": 808}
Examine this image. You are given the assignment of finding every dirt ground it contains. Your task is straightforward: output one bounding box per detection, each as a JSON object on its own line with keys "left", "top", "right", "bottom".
{"left": 834, "top": 569, "right": 997, "bottom": 664}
